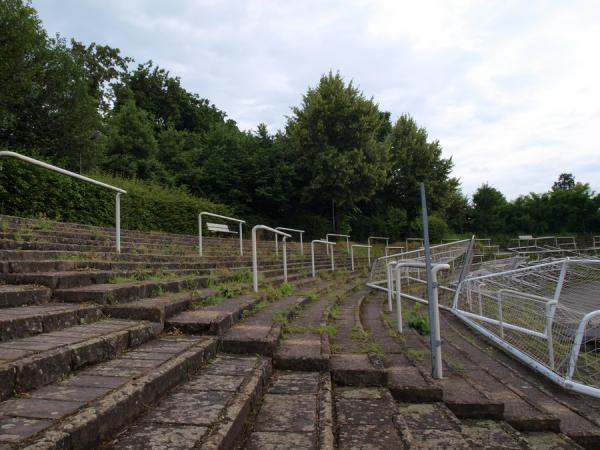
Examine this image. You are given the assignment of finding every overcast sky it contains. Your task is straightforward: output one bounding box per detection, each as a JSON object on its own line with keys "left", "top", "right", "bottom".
{"left": 33, "top": 0, "right": 600, "bottom": 199}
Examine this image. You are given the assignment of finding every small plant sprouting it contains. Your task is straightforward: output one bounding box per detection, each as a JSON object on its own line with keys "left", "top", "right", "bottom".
{"left": 406, "top": 303, "right": 430, "bottom": 336}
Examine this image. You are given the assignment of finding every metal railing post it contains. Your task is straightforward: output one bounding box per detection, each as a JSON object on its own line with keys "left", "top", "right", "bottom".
{"left": 351, "top": 246, "right": 355, "bottom": 271}
{"left": 497, "top": 292, "right": 504, "bottom": 339}
{"left": 198, "top": 214, "right": 203, "bottom": 256}
{"left": 395, "top": 265, "right": 403, "bottom": 333}
{"left": 311, "top": 241, "right": 316, "bottom": 278}
{"left": 300, "top": 233, "right": 304, "bottom": 256}
{"left": 252, "top": 226, "right": 259, "bottom": 292}
{"left": 115, "top": 192, "right": 121, "bottom": 254}
{"left": 275, "top": 234, "right": 279, "bottom": 258}
{"left": 283, "top": 237, "right": 287, "bottom": 282}
{"left": 239, "top": 222, "right": 244, "bottom": 256}
{"left": 387, "top": 261, "right": 395, "bottom": 312}
{"left": 546, "top": 300, "right": 557, "bottom": 370}
{"left": 331, "top": 243, "right": 335, "bottom": 271}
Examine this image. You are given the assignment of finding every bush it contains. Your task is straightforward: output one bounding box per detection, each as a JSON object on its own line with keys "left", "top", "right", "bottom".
{"left": 0, "top": 158, "right": 232, "bottom": 234}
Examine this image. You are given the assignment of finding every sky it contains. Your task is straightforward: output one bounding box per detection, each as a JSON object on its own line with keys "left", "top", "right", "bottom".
{"left": 33, "top": 0, "right": 600, "bottom": 199}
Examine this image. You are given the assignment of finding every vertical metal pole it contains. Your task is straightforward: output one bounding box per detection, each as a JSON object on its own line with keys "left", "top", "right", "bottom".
{"left": 311, "top": 242, "right": 316, "bottom": 278}
{"left": 330, "top": 244, "right": 335, "bottom": 271}
{"left": 421, "top": 182, "right": 442, "bottom": 380}
{"left": 239, "top": 222, "right": 243, "bottom": 256}
{"left": 395, "top": 266, "right": 403, "bottom": 333}
{"left": 252, "top": 226, "right": 259, "bottom": 292}
{"left": 546, "top": 301, "right": 556, "bottom": 370}
{"left": 387, "top": 262, "right": 393, "bottom": 312}
{"left": 346, "top": 236, "right": 350, "bottom": 254}
{"left": 275, "top": 234, "right": 279, "bottom": 258}
{"left": 351, "top": 246, "right": 355, "bottom": 271}
{"left": 497, "top": 293, "right": 504, "bottom": 339}
{"left": 300, "top": 232, "right": 304, "bottom": 256}
{"left": 368, "top": 246, "right": 371, "bottom": 266}
{"left": 283, "top": 237, "right": 288, "bottom": 282}
{"left": 115, "top": 193, "right": 121, "bottom": 254}
{"left": 198, "top": 214, "right": 203, "bottom": 256}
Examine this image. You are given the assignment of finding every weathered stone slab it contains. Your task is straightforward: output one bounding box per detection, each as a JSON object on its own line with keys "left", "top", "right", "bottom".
{"left": 0, "top": 417, "right": 51, "bottom": 443}
{"left": 111, "top": 424, "right": 208, "bottom": 449}
{"left": 331, "top": 354, "right": 386, "bottom": 386}
{"left": 0, "top": 398, "right": 83, "bottom": 420}
{"left": 247, "top": 431, "right": 315, "bottom": 450}
{"left": 143, "top": 391, "right": 230, "bottom": 426}
{"left": 254, "top": 394, "right": 316, "bottom": 432}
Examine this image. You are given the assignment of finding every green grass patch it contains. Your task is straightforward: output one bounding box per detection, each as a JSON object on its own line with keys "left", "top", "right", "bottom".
{"left": 329, "top": 303, "right": 341, "bottom": 320}
{"left": 406, "top": 303, "right": 430, "bottom": 336}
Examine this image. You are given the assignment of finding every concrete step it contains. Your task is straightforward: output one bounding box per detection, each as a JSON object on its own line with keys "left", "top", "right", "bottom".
{"left": 245, "top": 371, "right": 333, "bottom": 449}
{"left": 0, "top": 319, "right": 158, "bottom": 401}
{"left": 0, "top": 303, "right": 102, "bottom": 342}
{"left": 104, "top": 354, "right": 270, "bottom": 449}
{"left": 221, "top": 295, "right": 311, "bottom": 356}
{"left": 0, "top": 336, "right": 217, "bottom": 448}
{"left": 0, "top": 270, "right": 134, "bottom": 289}
{"left": 334, "top": 386, "right": 404, "bottom": 448}
{"left": 54, "top": 275, "right": 210, "bottom": 305}
{"left": 0, "top": 284, "right": 51, "bottom": 308}
{"left": 395, "top": 402, "right": 470, "bottom": 449}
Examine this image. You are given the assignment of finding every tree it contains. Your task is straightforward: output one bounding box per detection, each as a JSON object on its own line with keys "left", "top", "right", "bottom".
{"left": 471, "top": 183, "right": 507, "bottom": 235}
{"left": 552, "top": 173, "right": 575, "bottom": 191}
{"left": 286, "top": 72, "right": 390, "bottom": 231}
{"left": 0, "top": 0, "right": 102, "bottom": 170}
{"left": 383, "top": 114, "right": 458, "bottom": 224}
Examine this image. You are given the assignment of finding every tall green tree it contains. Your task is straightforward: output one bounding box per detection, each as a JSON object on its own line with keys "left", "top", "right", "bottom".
{"left": 286, "top": 72, "right": 390, "bottom": 231}
{"left": 471, "top": 183, "right": 507, "bottom": 235}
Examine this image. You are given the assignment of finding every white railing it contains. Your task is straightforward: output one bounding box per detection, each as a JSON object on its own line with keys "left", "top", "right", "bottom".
{"left": 326, "top": 233, "right": 350, "bottom": 254}
{"left": 311, "top": 240, "right": 335, "bottom": 278}
{"left": 351, "top": 244, "right": 372, "bottom": 270}
{"left": 275, "top": 227, "right": 305, "bottom": 256}
{"left": 390, "top": 260, "right": 450, "bottom": 378}
{"left": 252, "top": 225, "right": 291, "bottom": 291}
{"left": 452, "top": 258, "right": 600, "bottom": 398}
{"left": 198, "top": 212, "right": 245, "bottom": 257}
{"left": 0, "top": 151, "right": 126, "bottom": 253}
{"left": 368, "top": 236, "right": 389, "bottom": 262}
{"left": 385, "top": 245, "right": 404, "bottom": 256}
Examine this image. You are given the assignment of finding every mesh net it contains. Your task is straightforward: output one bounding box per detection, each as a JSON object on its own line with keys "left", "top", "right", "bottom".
{"left": 454, "top": 258, "right": 600, "bottom": 390}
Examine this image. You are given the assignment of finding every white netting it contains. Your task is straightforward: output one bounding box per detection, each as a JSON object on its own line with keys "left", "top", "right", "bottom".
{"left": 453, "top": 258, "right": 600, "bottom": 392}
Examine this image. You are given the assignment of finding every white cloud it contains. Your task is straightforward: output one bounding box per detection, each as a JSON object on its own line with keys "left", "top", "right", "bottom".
{"left": 33, "top": 0, "right": 600, "bottom": 199}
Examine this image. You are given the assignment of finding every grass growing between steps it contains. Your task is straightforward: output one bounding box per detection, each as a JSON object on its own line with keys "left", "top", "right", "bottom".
{"left": 240, "top": 282, "right": 294, "bottom": 319}
{"left": 282, "top": 323, "right": 337, "bottom": 338}
{"left": 193, "top": 268, "right": 254, "bottom": 308}
{"left": 351, "top": 325, "right": 384, "bottom": 358}
{"left": 109, "top": 270, "right": 196, "bottom": 284}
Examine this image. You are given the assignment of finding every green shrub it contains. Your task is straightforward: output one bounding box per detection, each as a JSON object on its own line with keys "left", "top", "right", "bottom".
{"left": 0, "top": 158, "right": 231, "bottom": 234}
{"left": 406, "top": 303, "right": 430, "bottom": 335}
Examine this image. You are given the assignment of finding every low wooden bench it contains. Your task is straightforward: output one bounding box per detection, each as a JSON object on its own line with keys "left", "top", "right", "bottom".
{"left": 206, "top": 222, "right": 238, "bottom": 235}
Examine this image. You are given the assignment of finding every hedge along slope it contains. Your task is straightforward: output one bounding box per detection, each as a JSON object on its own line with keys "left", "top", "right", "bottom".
{"left": 0, "top": 159, "right": 232, "bottom": 234}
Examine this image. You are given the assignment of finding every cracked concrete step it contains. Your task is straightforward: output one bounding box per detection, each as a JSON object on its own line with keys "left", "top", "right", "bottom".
{"left": 221, "top": 295, "right": 311, "bottom": 356}
{"left": 395, "top": 402, "right": 471, "bottom": 449}
{"left": 0, "top": 303, "right": 102, "bottom": 342}
{"left": 0, "top": 318, "right": 158, "bottom": 401}
{"left": 105, "top": 354, "right": 270, "bottom": 450}
{"left": 245, "top": 371, "right": 333, "bottom": 450}
{"left": 0, "top": 336, "right": 217, "bottom": 448}
{"left": 104, "top": 288, "right": 216, "bottom": 323}
{"left": 53, "top": 275, "right": 210, "bottom": 305}
{"left": 0, "top": 270, "right": 135, "bottom": 290}
{"left": 0, "top": 285, "right": 51, "bottom": 308}
{"left": 334, "top": 386, "right": 404, "bottom": 448}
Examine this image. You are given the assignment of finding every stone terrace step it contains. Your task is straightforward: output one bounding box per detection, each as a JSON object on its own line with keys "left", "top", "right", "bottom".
{"left": 361, "top": 293, "right": 442, "bottom": 402}
{"left": 104, "top": 288, "right": 216, "bottom": 323}
{"left": 395, "top": 402, "right": 470, "bottom": 449}
{"left": 221, "top": 295, "right": 311, "bottom": 356}
{"left": 245, "top": 371, "right": 333, "bottom": 449}
{"left": 54, "top": 275, "right": 209, "bottom": 305}
{"left": 0, "top": 319, "right": 157, "bottom": 401}
{"left": 105, "top": 354, "right": 270, "bottom": 450}
{"left": 0, "top": 270, "right": 133, "bottom": 290}
{"left": 166, "top": 295, "right": 261, "bottom": 336}
{"left": 274, "top": 275, "right": 364, "bottom": 372}
{"left": 0, "top": 284, "right": 51, "bottom": 308}
{"left": 334, "top": 386, "right": 403, "bottom": 448}
{"left": 0, "top": 336, "right": 217, "bottom": 448}
{"left": 0, "top": 303, "right": 102, "bottom": 342}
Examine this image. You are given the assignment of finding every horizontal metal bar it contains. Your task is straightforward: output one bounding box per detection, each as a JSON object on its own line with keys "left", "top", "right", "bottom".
{"left": 276, "top": 227, "right": 305, "bottom": 233}
{"left": 456, "top": 310, "right": 547, "bottom": 338}
{"left": 0, "top": 151, "right": 126, "bottom": 193}
{"left": 313, "top": 239, "right": 335, "bottom": 245}
{"left": 199, "top": 212, "right": 245, "bottom": 224}
{"left": 255, "top": 225, "right": 291, "bottom": 238}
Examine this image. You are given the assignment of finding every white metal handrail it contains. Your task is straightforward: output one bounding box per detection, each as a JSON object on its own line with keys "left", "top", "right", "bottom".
{"left": 0, "top": 151, "right": 126, "bottom": 253}
{"left": 311, "top": 240, "right": 335, "bottom": 278}
{"left": 252, "top": 225, "right": 291, "bottom": 291}
{"left": 385, "top": 245, "right": 405, "bottom": 257}
{"left": 350, "top": 244, "right": 372, "bottom": 270}
{"left": 275, "top": 227, "right": 305, "bottom": 256}
{"left": 326, "top": 233, "right": 350, "bottom": 255}
{"left": 198, "top": 212, "right": 245, "bottom": 257}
